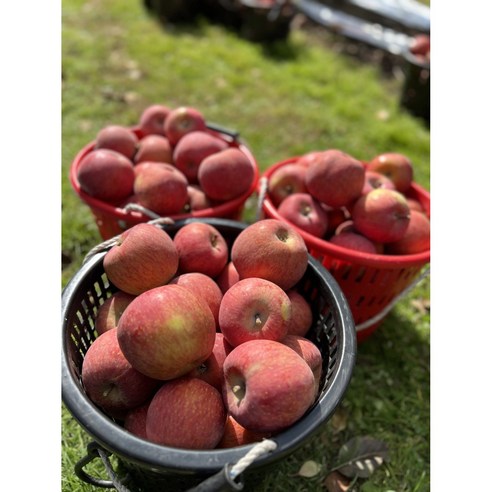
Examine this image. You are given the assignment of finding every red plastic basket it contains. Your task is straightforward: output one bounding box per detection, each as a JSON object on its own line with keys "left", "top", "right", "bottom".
{"left": 69, "top": 125, "right": 260, "bottom": 240}
{"left": 260, "top": 157, "right": 430, "bottom": 343}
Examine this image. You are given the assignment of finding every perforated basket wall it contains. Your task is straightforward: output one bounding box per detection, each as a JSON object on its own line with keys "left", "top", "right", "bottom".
{"left": 62, "top": 218, "right": 356, "bottom": 491}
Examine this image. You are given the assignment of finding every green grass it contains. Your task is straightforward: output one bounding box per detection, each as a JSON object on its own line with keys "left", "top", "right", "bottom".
{"left": 62, "top": 1, "right": 430, "bottom": 490}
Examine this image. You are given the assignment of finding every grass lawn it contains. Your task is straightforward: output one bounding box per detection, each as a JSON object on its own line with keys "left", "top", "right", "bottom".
{"left": 62, "top": 0, "right": 430, "bottom": 490}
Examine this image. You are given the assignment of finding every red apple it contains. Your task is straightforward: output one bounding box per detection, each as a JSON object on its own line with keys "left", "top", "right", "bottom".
{"left": 280, "top": 335, "right": 323, "bottom": 387}
{"left": 146, "top": 377, "right": 226, "bottom": 449}
{"left": 138, "top": 104, "right": 172, "bottom": 137}
{"left": 267, "top": 163, "right": 308, "bottom": 206}
{"left": 94, "top": 125, "right": 138, "bottom": 160}
{"left": 385, "top": 209, "right": 430, "bottom": 255}
{"left": 197, "top": 147, "right": 255, "bottom": 201}
{"left": 285, "top": 289, "right": 313, "bottom": 337}
{"left": 222, "top": 339, "right": 316, "bottom": 433}
{"left": 329, "top": 231, "right": 379, "bottom": 254}
{"left": 81, "top": 329, "right": 160, "bottom": 419}
{"left": 124, "top": 402, "right": 151, "bottom": 440}
{"left": 173, "top": 130, "right": 228, "bottom": 183}
{"left": 117, "top": 284, "right": 216, "bottom": 380}
{"left": 173, "top": 221, "right": 229, "bottom": 278}
{"left": 77, "top": 149, "right": 135, "bottom": 204}
{"left": 133, "top": 134, "right": 173, "bottom": 165}
{"left": 169, "top": 272, "right": 223, "bottom": 325}
{"left": 351, "top": 188, "right": 411, "bottom": 243}
{"left": 163, "top": 106, "right": 207, "bottom": 146}
{"left": 406, "top": 197, "right": 424, "bottom": 213}
{"left": 296, "top": 150, "right": 323, "bottom": 167}
{"left": 215, "top": 261, "right": 240, "bottom": 295}
{"left": 133, "top": 161, "right": 189, "bottom": 215}
{"left": 217, "top": 415, "right": 271, "bottom": 449}
{"left": 187, "top": 332, "right": 233, "bottom": 390}
{"left": 103, "top": 223, "right": 179, "bottom": 295}
{"left": 305, "top": 149, "right": 365, "bottom": 208}
{"left": 409, "top": 34, "right": 430, "bottom": 60}
{"left": 218, "top": 277, "right": 292, "bottom": 347}
{"left": 183, "top": 184, "right": 213, "bottom": 213}
{"left": 361, "top": 170, "right": 396, "bottom": 195}
{"left": 95, "top": 291, "right": 136, "bottom": 335}
{"left": 367, "top": 152, "right": 414, "bottom": 193}
{"left": 277, "top": 192, "right": 329, "bottom": 238}
{"left": 231, "top": 219, "right": 308, "bottom": 290}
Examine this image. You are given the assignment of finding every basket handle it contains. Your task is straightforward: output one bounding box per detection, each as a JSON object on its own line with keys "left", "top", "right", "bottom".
{"left": 74, "top": 441, "right": 131, "bottom": 490}
{"left": 73, "top": 439, "right": 277, "bottom": 491}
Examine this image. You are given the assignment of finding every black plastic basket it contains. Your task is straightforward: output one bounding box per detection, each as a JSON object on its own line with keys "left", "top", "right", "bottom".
{"left": 62, "top": 218, "right": 357, "bottom": 491}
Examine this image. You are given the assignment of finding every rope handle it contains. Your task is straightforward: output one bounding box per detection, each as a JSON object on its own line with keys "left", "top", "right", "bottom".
{"left": 74, "top": 439, "right": 278, "bottom": 492}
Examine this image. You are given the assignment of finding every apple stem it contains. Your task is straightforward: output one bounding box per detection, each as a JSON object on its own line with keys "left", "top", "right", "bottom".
{"left": 232, "top": 383, "right": 245, "bottom": 402}
{"left": 255, "top": 313, "right": 263, "bottom": 328}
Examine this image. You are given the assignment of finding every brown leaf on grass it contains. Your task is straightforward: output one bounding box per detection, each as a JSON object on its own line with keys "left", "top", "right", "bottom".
{"left": 411, "top": 298, "right": 430, "bottom": 315}
{"left": 297, "top": 460, "right": 322, "bottom": 478}
{"left": 324, "top": 471, "right": 351, "bottom": 492}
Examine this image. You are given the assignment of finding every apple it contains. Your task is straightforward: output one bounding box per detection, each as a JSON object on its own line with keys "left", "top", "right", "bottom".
{"left": 133, "top": 134, "right": 173, "bottom": 165}
{"left": 103, "top": 223, "right": 179, "bottom": 295}
{"left": 281, "top": 335, "right": 323, "bottom": 387}
{"left": 361, "top": 170, "right": 396, "bottom": 195}
{"left": 217, "top": 415, "right": 271, "bottom": 449}
{"left": 133, "top": 161, "right": 189, "bottom": 216}
{"left": 173, "top": 221, "right": 229, "bottom": 278}
{"left": 351, "top": 188, "right": 411, "bottom": 243}
{"left": 117, "top": 284, "right": 216, "bottom": 380}
{"left": 218, "top": 277, "right": 292, "bottom": 347}
{"left": 222, "top": 339, "right": 317, "bottom": 433}
{"left": 296, "top": 150, "right": 323, "bottom": 167}
{"left": 138, "top": 104, "right": 172, "bottom": 137}
{"left": 124, "top": 402, "right": 151, "bottom": 440}
{"left": 146, "top": 377, "right": 226, "bottom": 449}
{"left": 231, "top": 219, "right": 308, "bottom": 290}
{"left": 277, "top": 192, "right": 329, "bottom": 238}
{"left": 305, "top": 149, "right": 365, "bottom": 208}
{"left": 94, "top": 125, "right": 138, "bottom": 161}
{"left": 197, "top": 147, "right": 255, "bottom": 202}
{"left": 173, "top": 130, "right": 228, "bottom": 183}
{"left": 367, "top": 152, "right": 414, "bottom": 193}
{"left": 77, "top": 148, "right": 135, "bottom": 204}
{"left": 406, "top": 197, "right": 424, "bottom": 213}
{"left": 329, "top": 230, "right": 379, "bottom": 254}
{"left": 215, "top": 261, "right": 240, "bottom": 295}
{"left": 385, "top": 209, "right": 430, "bottom": 255}
{"left": 183, "top": 184, "right": 213, "bottom": 213}
{"left": 163, "top": 106, "right": 207, "bottom": 146}
{"left": 409, "top": 34, "right": 430, "bottom": 61}
{"left": 285, "top": 289, "right": 313, "bottom": 337}
{"left": 169, "top": 272, "right": 223, "bottom": 325}
{"left": 187, "top": 332, "right": 233, "bottom": 390}
{"left": 81, "top": 329, "right": 160, "bottom": 419}
{"left": 267, "top": 163, "right": 308, "bottom": 206}
{"left": 95, "top": 291, "right": 136, "bottom": 335}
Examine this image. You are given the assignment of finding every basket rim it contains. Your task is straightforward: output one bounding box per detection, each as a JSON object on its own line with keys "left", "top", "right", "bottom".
{"left": 69, "top": 126, "right": 260, "bottom": 223}
{"left": 62, "top": 218, "right": 357, "bottom": 475}
{"left": 261, "top": 157, "right": 431, "bottom": 269}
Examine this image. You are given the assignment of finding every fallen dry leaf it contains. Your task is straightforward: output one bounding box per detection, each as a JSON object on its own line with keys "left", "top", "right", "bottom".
{"left": 331, "top": 407, "right": 348, "bottom": 434}
{"left": 297, "top": 460, "right": 322, "bottom": 478}
{"left": 324, "top": 471, "right": 351, "bottom": 492}
{"left": 411, "top": 298, "right": 430, "bottom": 315}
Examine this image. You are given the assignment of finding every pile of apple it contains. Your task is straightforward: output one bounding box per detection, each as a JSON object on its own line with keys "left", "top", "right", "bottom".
{"left": 82, "top": 218, "right": 323, "bottom": 450}
{"left": 266, "top": 149, "right": 430, "bottom": 256}
{"left": 75, "top": 104, "right": 256, "bottom": 216}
